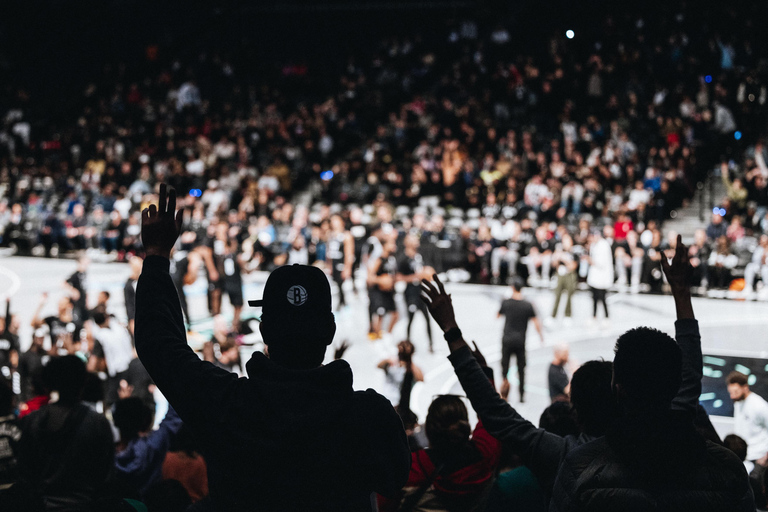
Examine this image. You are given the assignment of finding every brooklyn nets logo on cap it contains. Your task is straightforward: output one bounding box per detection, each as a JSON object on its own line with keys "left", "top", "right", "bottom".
{"left": 286, "top": 285, "right": 308, "bottom": 306}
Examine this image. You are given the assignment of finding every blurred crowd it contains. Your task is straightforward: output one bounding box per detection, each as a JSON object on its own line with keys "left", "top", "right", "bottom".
{"left": 0, "top": 4, "right": 766, "bottom": 301}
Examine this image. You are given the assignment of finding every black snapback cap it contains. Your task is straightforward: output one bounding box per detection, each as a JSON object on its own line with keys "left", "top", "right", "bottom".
{"left": 249, "top": 264, "right": 332, "bottom": 319}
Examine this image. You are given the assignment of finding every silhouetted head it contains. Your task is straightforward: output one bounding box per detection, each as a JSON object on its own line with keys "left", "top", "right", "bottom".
{"left": 113, "top": 397, "right": 154, "bottom": 442}
{"left": 43, "top": 355, "right": 88, "bottom": 404}
{"left": 726, "top": 371, "right": 750, "bottom": 402}
{"left": 539, "top": 401, "right": 579, "bottom": 437}
{"left": 569, "top": 360, "right": 617, "bottom": 436}
{"left": 510, "top": 276, "right": 525, "bottom": 293}
{"left": 723, "top": 434, "right": 748, "bottom": 462}
{"left": 425, "top": 395, "right": 471, "bottom": 453}
{"left": 613, "top": 327, "right": 682, "bottom": 413}
{"left": 250, "top": 264, "right": 336, "bottom": 369}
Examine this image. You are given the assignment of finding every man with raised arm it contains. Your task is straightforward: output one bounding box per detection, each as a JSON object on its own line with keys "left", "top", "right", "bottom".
{"left": 135, "top": 184, "right": 410, "bottom": 512}
{"left": 419, "top": 235, "right": 703, "bottom": 501}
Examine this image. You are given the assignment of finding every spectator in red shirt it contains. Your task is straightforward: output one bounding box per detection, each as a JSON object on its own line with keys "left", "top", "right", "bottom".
{"left": 379, "top": 395, "right": 500, "bottom": 511}
{"left": 613, "top": 212, "right": 634, "bottom": 242}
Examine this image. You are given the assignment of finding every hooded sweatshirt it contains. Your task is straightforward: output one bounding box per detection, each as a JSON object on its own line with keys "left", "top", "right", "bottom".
{"left": 19, "top": 402, "right": 114, "bottom": 511}
{"left": 135, "top": 256, "right": 410, "bottom": 511}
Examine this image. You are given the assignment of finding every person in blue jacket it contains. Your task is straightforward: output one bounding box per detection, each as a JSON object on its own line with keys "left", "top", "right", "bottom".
{"left": 113, "top": 397, "right": 182, "bottom": 499}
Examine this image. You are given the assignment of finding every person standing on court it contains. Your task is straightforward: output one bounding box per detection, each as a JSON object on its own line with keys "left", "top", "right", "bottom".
{"left": 497, "top": 277, "right": 544, "bottom": 402}
{"left": 586, "top": 229, "right": 613, "bottom": 326}
{"left": 135, "top": 184, "right": 410, "bottom": 511}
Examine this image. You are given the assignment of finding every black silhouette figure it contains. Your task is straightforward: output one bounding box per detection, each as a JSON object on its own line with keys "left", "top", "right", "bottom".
{"left": 419, "top": 236, "right": 754, "bottom": 510}
{"left": 135, "top": 184, "right": 410, "bottom": 511}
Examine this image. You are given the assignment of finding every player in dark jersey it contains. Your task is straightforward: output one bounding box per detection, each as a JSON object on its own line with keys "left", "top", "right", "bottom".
{"left": 497, "top": 278, "right": 544, "bottom": 402}
{"left": 396, "top": 234, "right": 434, "bottom": 352}
{"left": 367, "top": 235, "right": 399, "bottom": 339}
{"left": 325, "top": 214, "right": 355, "bottom": 310}
{"left": 219, "top": 238, "right": 246, "bottom": 332}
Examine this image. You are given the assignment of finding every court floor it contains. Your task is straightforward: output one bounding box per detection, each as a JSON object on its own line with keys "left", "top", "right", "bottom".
{"left": 1, "top": 255, "right": 766, "bottom": 439}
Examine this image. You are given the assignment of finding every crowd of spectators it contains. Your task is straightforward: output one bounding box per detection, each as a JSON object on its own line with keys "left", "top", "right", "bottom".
{"left": 0, "top": 4, "right": 765, "bottom": 300}
{"left": 1, "top": 2, "right": 768, "bottom": 508}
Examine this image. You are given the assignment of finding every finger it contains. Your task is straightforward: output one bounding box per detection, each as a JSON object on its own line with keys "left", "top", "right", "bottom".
{"left": 472, "top": 341, "right": 479, "bottom": 352}
{"left": 148, "top": 204, "right": 157, "bottom": 216}
{"left": 660, "top": 253, "right": 670, "bottom": 274}
{"left": 420, "top": 292, "right": 433, "bottom": 306}
{"left": 167, "top": 187, "right": 177, "bottom": 217}
{"left": 433, "top": 273, "right": 446, "bottom": 295}
{"left": 674, "top": 234, "right": 684, "bottom": 264}
{"left": 420, "top": 278, "right": 438, "bottom": 296}
{"left": 141, "top": 208, "right": 149, "bottom": 222}
{"left": 175, "top": 209, "right": 184, "bottom": 234}
{"left": 158, "top": 183, "right": 167, "bottom": 213}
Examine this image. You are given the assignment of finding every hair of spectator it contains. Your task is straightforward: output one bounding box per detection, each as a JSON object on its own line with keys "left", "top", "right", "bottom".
{"left": 425, "top": 395, "right": 472, "bottom": 453}
{"left": 43, "top": 355, "right": 88, "bottom": 403}
{"left": 723, "top": 434, "right": 748, "bottom": 462}
{"left": 613, "top": 327, "right": 682, "bottom": 410}
{"left": 569, "top": 360, "right": 617, "bottom": 437}
{"left": 726, "top": 371, "right": 749, "bottom": 387}
{"left": 113, "top": 397, "right": 154, "bottom": 441}
{"left": 90, "top": 307, "right": 108, "bottom": 327}
{"left": 539, "top": 401, "right": 579, "bottom": 438}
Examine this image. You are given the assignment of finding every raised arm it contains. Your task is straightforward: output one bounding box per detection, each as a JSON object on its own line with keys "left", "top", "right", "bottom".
{"left": 661, "top": 235, "right": 701, "bottom": 415}
{"left": 420, "top": 274, "right": 567, "bottom": 492}
{"left": 136, "top": 184, "right": 237, "bottom": 423}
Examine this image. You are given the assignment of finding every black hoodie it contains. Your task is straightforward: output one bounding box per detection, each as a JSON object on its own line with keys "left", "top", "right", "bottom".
{"left": 135, "top": 256, "right": 410, "bottom": 511}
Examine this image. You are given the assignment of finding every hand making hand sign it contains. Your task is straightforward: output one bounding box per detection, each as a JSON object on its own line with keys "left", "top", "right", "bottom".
{"left": 141, "top": 183, "right": 184, "bottom": 260}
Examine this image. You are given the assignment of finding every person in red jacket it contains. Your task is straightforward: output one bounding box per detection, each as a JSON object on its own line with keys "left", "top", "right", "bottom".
{"left": 380, "top": 394, "right": 501, "bottom": 511}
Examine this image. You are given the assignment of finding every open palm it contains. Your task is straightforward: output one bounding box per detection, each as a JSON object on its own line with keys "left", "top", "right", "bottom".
{"left": 141, "top": 183, "right": 183, "bottom": 259}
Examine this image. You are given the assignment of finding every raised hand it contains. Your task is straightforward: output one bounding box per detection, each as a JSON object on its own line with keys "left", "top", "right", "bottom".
{"left": 661, "top": 234, "right": 694, "bottom": 319}
{"left": 420, "top": 273, "right": 458, "bottom": 332}
{"left": 141, "top": 183, "right": 183, "bottom": 259}
{"left": 661, "top": 234, "right": 692, "bottom": 293}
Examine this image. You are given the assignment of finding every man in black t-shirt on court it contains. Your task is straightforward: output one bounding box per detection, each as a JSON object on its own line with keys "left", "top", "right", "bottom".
{"left": 497, "top": 278, "right": 544, "bottom": 402}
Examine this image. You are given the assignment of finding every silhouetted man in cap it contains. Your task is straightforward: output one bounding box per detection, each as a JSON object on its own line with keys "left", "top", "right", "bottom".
{"left": 135, "top": 185, "right": 410, "bottom": 511}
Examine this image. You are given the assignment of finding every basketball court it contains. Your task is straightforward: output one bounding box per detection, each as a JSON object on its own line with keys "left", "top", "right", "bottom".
{"left": 2, "top": 255, "right": 766, "bottom": 439}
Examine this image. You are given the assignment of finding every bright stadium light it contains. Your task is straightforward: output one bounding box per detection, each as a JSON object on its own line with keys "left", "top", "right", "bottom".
{"left": 566, "top": 30, "right": 575, "bottom": 39}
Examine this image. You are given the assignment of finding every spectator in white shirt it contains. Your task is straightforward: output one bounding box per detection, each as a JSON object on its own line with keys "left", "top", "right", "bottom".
{"left": 88, "top": 307, "right": 135, "bottom": 407}
{"left": 727, "top": 371, "right": 768, "bottom": 462}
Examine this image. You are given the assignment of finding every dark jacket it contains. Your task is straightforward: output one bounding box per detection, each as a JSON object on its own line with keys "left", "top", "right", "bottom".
{"left": 19, "top": 403, "right": 114, "bottom": 511}
{"left": 135, "top": 256, "right": 410, "bottom": 512}
{"left": 549, "top": 412, "right": 755, "bottom": 511}
{"left": 448, "top": 319, "right": 702, "bottom": 499}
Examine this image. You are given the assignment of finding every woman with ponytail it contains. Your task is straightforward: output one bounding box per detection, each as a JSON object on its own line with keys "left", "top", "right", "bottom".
{"left": 379, "top": 395, "right": 501, "bottom": 512}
